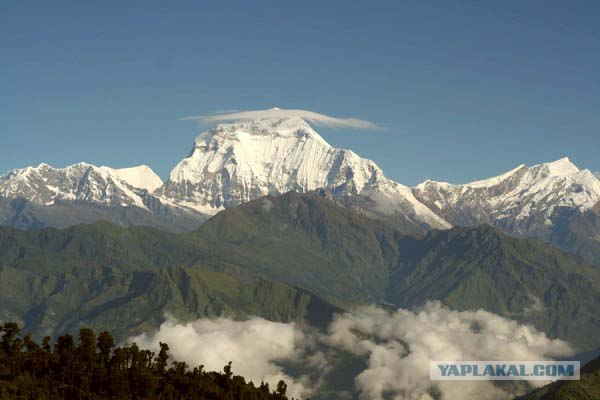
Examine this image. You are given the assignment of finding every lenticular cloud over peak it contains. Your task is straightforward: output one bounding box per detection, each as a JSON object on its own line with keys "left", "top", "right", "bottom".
{"left": 183, "top": 107, "right": 381, "bottom": 130}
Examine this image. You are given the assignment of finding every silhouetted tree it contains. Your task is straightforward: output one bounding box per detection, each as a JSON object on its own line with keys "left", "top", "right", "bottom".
{"left": 0, "top": 322, "right": 297, "bottom": 399}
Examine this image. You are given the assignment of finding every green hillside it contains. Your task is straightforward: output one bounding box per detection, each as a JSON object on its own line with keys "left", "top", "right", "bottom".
{"left": 0, "top": 191, "right": 598, "bottom": 353}
{"left": 389, "top": 225, "right": 600, "bottom": 351}
{"left": 518, "top": 356, "right": 600, "bottom": 400}
{"left": 194, "top": 192, "right": 600, "bottom": 352}
{"left": 192, "top": 193, "right": 402, "bottom": 306}
{"left": 0, "top": 222, "right": 338, "bottom": 341}
{"left": 548, "top": 203, "right": 600, "bottom": 267}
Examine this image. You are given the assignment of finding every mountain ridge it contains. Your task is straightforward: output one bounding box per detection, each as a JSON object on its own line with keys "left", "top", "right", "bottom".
{"left": 517, "top": 355, "right": 600, "bottom": 399}
{"left": 158, "top": 115, "right": 450, "bottom": 233}
{"left": 1, "top": 110, "right": 600, "bottom": 266}
{"left": 194, "top": 192, "right": 600, "bottom": 351}
{"left": 1, "top": 191, "right": 599, "bottom": 353}
{"left": 0, "top": 162, "right": 207, "bottom": 232}
{"left": 414, "top": 157, "right": 600, "bottom": 264}
{"left": 0, "top": 219, "right": 339, "bottom": 340}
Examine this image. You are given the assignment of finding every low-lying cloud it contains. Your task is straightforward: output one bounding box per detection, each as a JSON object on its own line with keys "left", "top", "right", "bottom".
{"left": 130, "top": 317, "right": 314, "bottom": 398}
{"left": 130, "top": 302, "right": 573, "bottom": 400}
{"left": 183, "top": 108, "right": 381, "bottom": 130}
{"left": 325, "top": 302, "right": 572, "bottom": 400}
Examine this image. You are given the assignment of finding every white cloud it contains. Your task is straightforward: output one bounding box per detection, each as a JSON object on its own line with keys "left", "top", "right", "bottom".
{"left": 183, "top": 107, "right": 381, "bottom": 130}
{"left": 130, "top": 302, "right": 574, "bottom": 400}
{"left": 324, "top": 302, "right": 573, "bottom": 400}
{"left": 130, "top": 317, "right": 315, "bottom": 399}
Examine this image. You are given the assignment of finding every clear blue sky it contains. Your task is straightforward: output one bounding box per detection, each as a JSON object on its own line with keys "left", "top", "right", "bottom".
{"left": 2, "top": 1, "right": 599, "bottom": 185}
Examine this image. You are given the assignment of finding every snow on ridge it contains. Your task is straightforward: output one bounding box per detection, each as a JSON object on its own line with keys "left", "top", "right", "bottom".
{"left": 166, "top": 113, "right": 600, "bottom": 232}
{"left": 0, "top": 162, "right": 165, "bottom": 210}
{"left": 166, "top": 116, "right": 378, "bottom": 194}
{"left": 2, "top": 162, "right": 163, "bottom": 193}
{"left": 100, "top": 165, "right": 163, "bottom": 192}
{"left": 464, "top": 164, "right": 528, "bottom": 189}
{"left": 542, "top": 157, "right": 580, "bottom": 177}
{"left": 417, "top": 157, "right": 593, "bottom": 192}
{"left": 162, "top": 114, "right": 451, "bottom": 230}
{"left": 2, "top": 103, "right": 598, "bottom": 235}
{"left": 412, "top": 156, "right": 600, "bottom": 233}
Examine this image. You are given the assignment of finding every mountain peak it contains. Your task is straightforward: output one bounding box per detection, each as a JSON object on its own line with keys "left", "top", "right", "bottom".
{"left": 100, "top": 165, "right": 163, "bottom": 192}
{"left": 161, "top": 114, "right": 449, "bottom": 231}
{"left": 538, "top": 156, "right": 579, "bottom": 176}
{"left": 464, "top": 164, "right": 527, "bottom": 189}
{"left": 413, "top": 156, "right": 600, "bottom": 238}
{"left": 165, "top": 118, "right": 357, "bottom": 208}
{"left": 187, "top": 107, "right": 380, "bottom": 130}
{"left": 0, "top": 162, "right": 167, "bottom": 210}
{"left": 194, "top": 113, "right": 328, "bottom": 144}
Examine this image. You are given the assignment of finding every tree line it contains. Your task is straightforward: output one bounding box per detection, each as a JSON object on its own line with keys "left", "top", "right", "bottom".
{"left": 0, "top": 322, "right": 294, "bottom": 399}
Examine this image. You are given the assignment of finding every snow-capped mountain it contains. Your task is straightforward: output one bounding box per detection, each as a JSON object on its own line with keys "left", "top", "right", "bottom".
{"left": 0, "top": 162, "right": 206, "bottom": 231}
{"left": 0, "top": 163, "right": 161, "bottom": 209}
{"left": 413, "top": 157, "right": 600, "bottom": 237}
{"left": 159, "top": 114, "right": 450, "bottom": 232}
{"left": 1, "top": 107, "right": 598, "bottom": 259}
{"left": 103, "top": 165, "right": 164, "bottom": 192}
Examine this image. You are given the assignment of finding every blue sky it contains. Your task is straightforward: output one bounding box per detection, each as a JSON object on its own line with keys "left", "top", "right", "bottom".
{"left": 2, "top": 1, "right": 599, "bottom": 185}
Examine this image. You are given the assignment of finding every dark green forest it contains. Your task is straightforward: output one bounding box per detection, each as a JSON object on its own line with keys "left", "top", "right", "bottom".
{"left": 0, "top": 322, "right": 293, "bottom": 400}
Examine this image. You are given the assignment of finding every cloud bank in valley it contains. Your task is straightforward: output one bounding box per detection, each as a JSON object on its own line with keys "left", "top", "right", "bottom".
{"left": 131, "top": 302, "right": 573, "bottom": 400}
{"left": 130, "top": 317, "right": 315, "bottom": 398}
{"left": 183, "top": 108, "right": 381, "bottom": 130}
{"left": 324, "top": 302, "right": 573, "bottom": 400}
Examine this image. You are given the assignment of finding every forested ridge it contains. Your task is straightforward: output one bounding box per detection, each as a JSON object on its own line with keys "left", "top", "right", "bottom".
{"left": 0, "top": 322, "right": 294, "bottom": 400}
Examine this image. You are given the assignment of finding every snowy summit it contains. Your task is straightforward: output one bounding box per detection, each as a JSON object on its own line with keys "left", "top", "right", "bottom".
{"left": 1, "top": 107, "right": 599, "bottom": 238}
{"left": 160, "top": 108, "right": 450, "bottom": 231}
